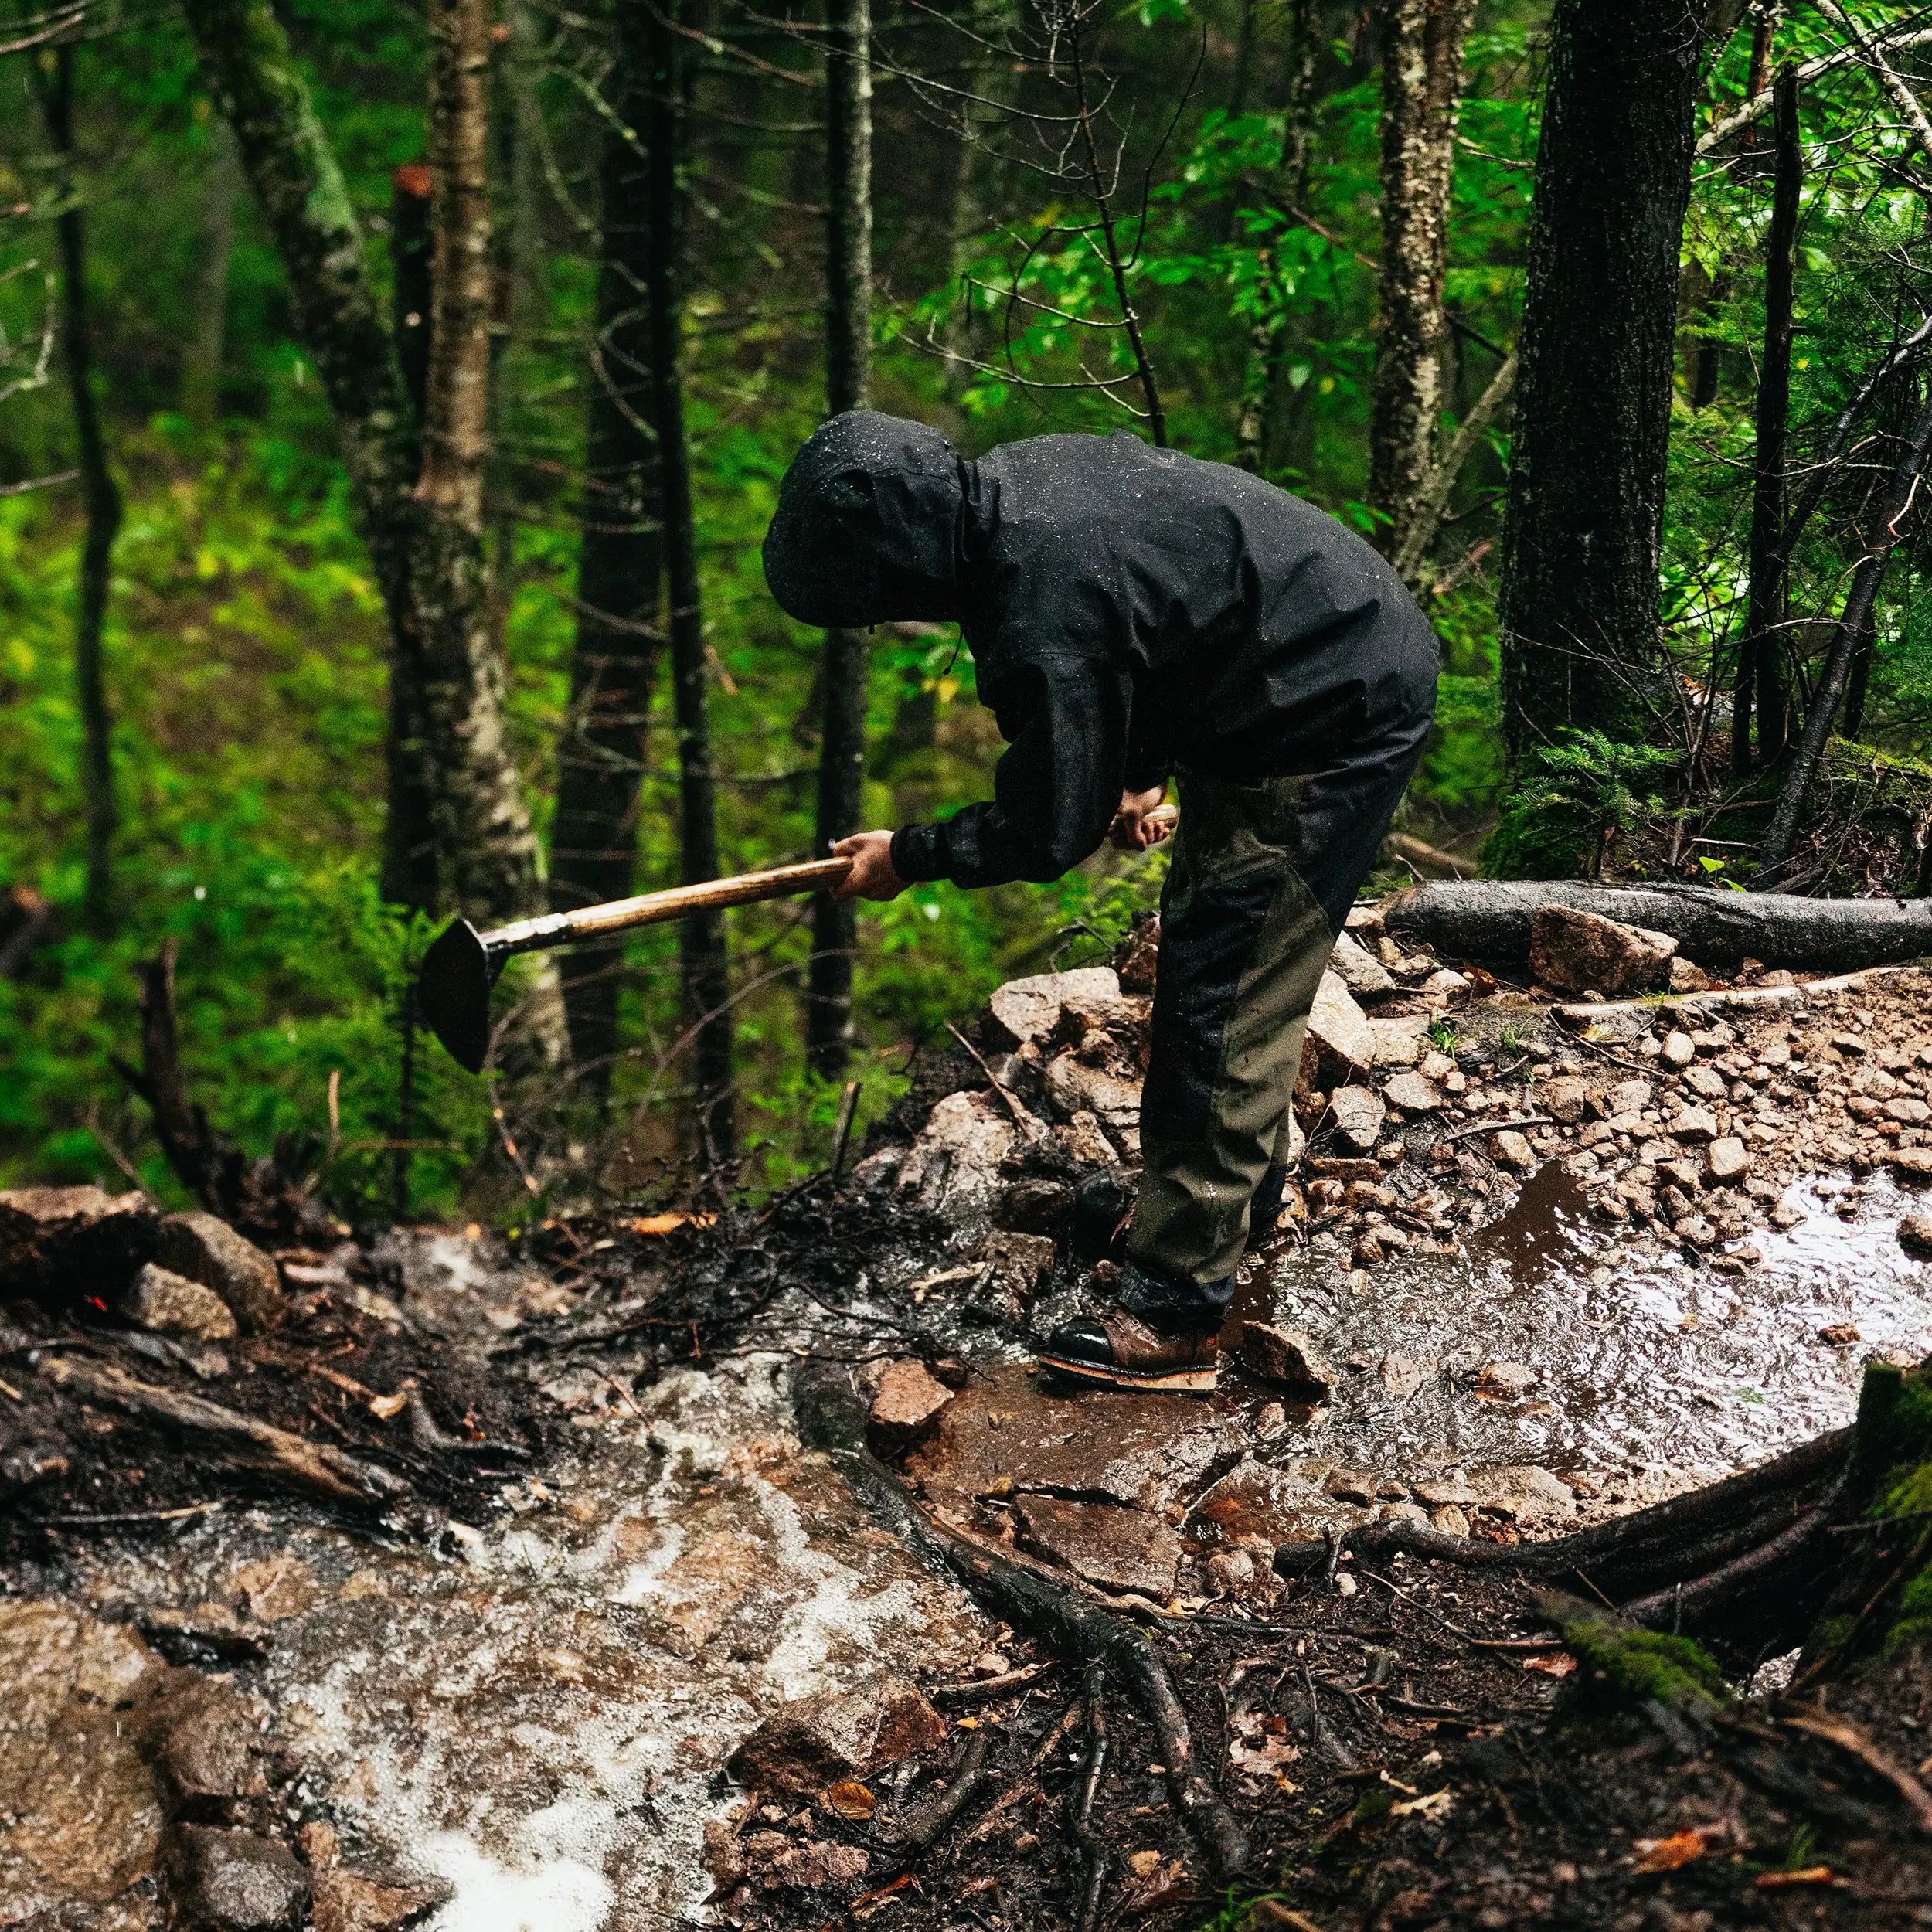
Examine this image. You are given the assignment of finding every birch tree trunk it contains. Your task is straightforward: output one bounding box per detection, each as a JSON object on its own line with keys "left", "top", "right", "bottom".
{"left": 1497, "top": 0, "right": 1704, "bottom": 758}
{"left": 807, "top": 0, "right": 874, "bottom": 1083}
{"left": 1369, "top": 0, "right": 1475, "bottom": 571}
{"left": 632, "top": 0, "right": 734, "bottom": 1165}
{"left": 1233, "top": 0, "right": 1319, "bottom": 474}
{"left": 1733, "top": 63, "right": 1798, "bottom": 774}
{"left": 179, "top": 0, "right": 549, "bottom": 937}
{"left": 550, "top": 46, "right": 665, "bottom": 1092}
{"left": 39, "top": 46, "right": 121, "bottom": 930}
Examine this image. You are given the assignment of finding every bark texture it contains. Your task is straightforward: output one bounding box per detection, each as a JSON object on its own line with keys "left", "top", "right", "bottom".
{"left": 550, "top": 46, "right": 665, "bottom": 1090}
{"left": 180, "top": 0, "right": 546, "bottom": 929}
{"left": 1733, "top": 63, "right": 1798, "bottom": 774}
{"left": 633, "top": 0, "right": 733, "bottom": 1162}
{"left": 1233, "top": 0, "right": 1319, "bottom": 473}
{"left": 41, "top": 46, "right": 121, "bottom": 930}
{"left": 1369, "top": 0, "right": 1475, "bottom": 570}
{"left": 808, "top": 0, "right": 876, "bottom": 1082}
{"left": 1497, "top": 0, "right": 1704, "bottom": 757}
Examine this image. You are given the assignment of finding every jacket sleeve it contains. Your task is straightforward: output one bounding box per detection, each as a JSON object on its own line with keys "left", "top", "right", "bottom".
{"left": 890, "top": 648, "right": 1131, "bottom": 889}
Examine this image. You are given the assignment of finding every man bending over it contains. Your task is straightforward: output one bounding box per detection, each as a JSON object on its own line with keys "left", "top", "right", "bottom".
{"left": 763, "top": 410, "right": 1439, "bottom": 1395}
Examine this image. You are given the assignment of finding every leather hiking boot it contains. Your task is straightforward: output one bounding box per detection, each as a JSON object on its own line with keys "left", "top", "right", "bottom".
{"left": 1034, "top": 1306, "right": 1219, "bottom": 1394}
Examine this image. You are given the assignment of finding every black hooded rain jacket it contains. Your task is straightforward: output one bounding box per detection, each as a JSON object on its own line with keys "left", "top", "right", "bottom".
{"left": 762, "top": 410, "right": 1440, "bottom": 934}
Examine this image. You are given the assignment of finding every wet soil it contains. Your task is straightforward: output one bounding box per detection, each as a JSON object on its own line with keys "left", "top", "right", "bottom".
{"left": 6, "top": 964, "right": 1932, "bottom": 1929}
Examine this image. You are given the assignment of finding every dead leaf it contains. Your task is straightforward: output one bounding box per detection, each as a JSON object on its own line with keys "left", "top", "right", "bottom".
{"left": 1522, "top": 1651, "right": 1577, "bottom": 1678}
{"left": 825, "top": 1781, "right": 875, "bottom": 1820}
{"left": 1632, "top": 1829, "right": 1709, "bottom": 1873}
{"left": 1389, "top": 1788, "right": 1454, "bottom": 1821}
{"left": 1755, "top": 1867, "right": 1842, "bottom": 1889}
{"left": 1125, "top": 1849, "right": 1162, "bottom": 1879}
{"left": 629, "top": 1212, "right": 718, "bottom": 1236}
{"left": 369, "top": 1391, "right": 408, "bottom": 1420}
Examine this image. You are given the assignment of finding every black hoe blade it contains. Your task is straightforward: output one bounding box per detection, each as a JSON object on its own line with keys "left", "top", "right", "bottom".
{"left": 417, "top": 919, "right": 493, "bottom": 1073}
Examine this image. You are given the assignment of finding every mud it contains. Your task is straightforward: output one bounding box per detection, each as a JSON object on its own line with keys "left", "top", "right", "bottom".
{"left": 5, "top": 947, "right": 1932, "bottom": 1929}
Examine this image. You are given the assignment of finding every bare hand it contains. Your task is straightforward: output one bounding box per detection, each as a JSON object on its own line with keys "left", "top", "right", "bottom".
{"left": 832, "top": 830, "right": 908, "bottom": 902}
{"left": 1107, "top": 785, "right": 1172, "bottom": 852}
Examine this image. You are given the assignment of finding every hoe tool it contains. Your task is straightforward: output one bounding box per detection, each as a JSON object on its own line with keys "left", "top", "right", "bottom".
{"left": 417, "top": 855, "right": 853, "bottom": 1073}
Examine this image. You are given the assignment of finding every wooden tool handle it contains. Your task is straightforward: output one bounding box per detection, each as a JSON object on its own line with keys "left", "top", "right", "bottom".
{"left": 485, "top": 855, "right": 854, "bottom": 958}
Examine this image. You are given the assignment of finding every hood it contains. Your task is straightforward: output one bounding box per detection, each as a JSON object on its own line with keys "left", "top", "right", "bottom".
{"left": 762, "top": 410, "right": 971, "bottom": 628}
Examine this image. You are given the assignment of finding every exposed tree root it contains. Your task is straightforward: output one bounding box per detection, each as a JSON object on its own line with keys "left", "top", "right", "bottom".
{"left": 1275, "top": 1423, "right": 1849, "bottom": 1654}
{"left": 39, "top": 1352, "right": 411, "bottom": 1512}
{"left": 793, "top": 1359, "right": 1252, "bottom": 1879}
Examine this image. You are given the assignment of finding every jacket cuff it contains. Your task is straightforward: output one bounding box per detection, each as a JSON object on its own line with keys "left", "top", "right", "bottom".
{"left": 1122, "top": 758, "right": 1171, "bottom": 798}
{"left": 891, "top": 823, "right": 947, "bottom": 884}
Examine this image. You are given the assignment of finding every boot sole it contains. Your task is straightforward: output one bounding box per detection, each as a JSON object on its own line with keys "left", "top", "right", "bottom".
{"left": 1034, "top": 1352, "right": 1217, "bottom": 1396}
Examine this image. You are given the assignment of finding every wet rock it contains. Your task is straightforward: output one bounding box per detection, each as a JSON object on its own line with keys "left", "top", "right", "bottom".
{"left": 1706, "top": 1138, "right": 1750, "bottom": 1184}
{"left": 1056, "top": 1110, "right": 1118, "bottom": 1167}
{"left": 897, "top": 1090, "right": 1018, "bottom": 1222}
{"left": 1116, "top": 915, "right": 1159, "bottom": 993}
{"left": 1204, "top": 1549, "right": 1257, "bottom": 1597}
{"left": 230, "top": 1555, "right": 318, "bottom": 1624}
{"left": 1412, "top": 1474, "right": 1478, "bottom": 1509}
{"left": 1383, "top": 1071, "right": 1442, "bottom": 1114}
{"left": 772, "top": 1840, "right": 870, "bottom": 1890}
{"left": 1325, "top": 1468, "right": 1377, "bottom": 1505}
{"left": 1529, "top": 904, "right": 1676, "bottom": 995}
{"left": 1329, "top": 932, "right": 1395, "bottom": 998}
{"left": 1238, "top": 1322, "right": 1334, "bottom": 1398}
{"left": 1669, "top": 957, "right": 1711, "bottom": 994}
{"left": 1370, "top": 1019, "right": 1428, "bottom": 1066}
{"left": 1888, "top": 1148, "right": 1932, "bottom": 1184}
{"left": 1671, "top": 1107, "right": 1719, "bottom": 1144}
{"left": 994, "top": 1177, "right": 1073, "bottom": 1234}
{"left": 1043, "top": 1056, "right": 1144, "bottom": 1148}
{"left": 1539, "top": 1075, "right": 1588, "bottom": 1124}
{"left": 1379, "top": 1353, "right": 1429, "bottom": 1403}
{"left": 0, "top": 1184, "right": 158, "bottom": 1298}
{"left": 1818, "top": 1321, "right": 1861, "bottom": 1346}
{"left": 1469, "top": 1464, "right": 1577, "bottom": 1525}
{"left": 173, "top": 1825, "right": 309, "bottom": 1930}
{"left": 1430, "top": 1504, "right": 1470, "bottom": 1536}
{"left": 1605, "top": 1077, "right": 1654, "bottom": 1116}
{"left": 1328, "top": 1086, "right": 1386, "bottom": 1154}
{"left": 988, "top": 966, "right": 1123, "bottom": 1049}
{"left": 311, "top": 1867, "right": 451, "bottom": 1932}
{"left": 1492, "top": 1130, "right": 1535, "bottom": 1171}
{"left": 726, "top": 1673, "right": 945, "bottom": 1794}
{"left": 157, "top": 1212, "right": 284, "bottom": 1335}
{"left": 123, "top": 1260, "right": 240, "bottom": 1342}
{"left": 1899, "top": 1214, "right": 1932, "bottom": 1257}
{"left": 0, "top": 1600, "right": 167, "bottom": 1911}
{"left": 1301, "top": 971, "right": 1376, "bottom": 1089}
{"left": 153, "top": 1676, "right": 268, "bottom": 1808}
{"left": 1477, "top": 1360, "right": 1536, "bottom": 1395}
{"left": 865, "top": 1360, "right": 954, "bottom": 1456}
{"left": 1888, "top": 1096, "right": 1932, "bottom": 1124}
{"left": 1014, "top": 1493, "right": 1181, "bottom": 1598}
{"left": 909, "top": 1363, "right": 1243, "bottom": 1519}
{"left": 975, "top": 1230, "right": 1056, "bottom": 1318}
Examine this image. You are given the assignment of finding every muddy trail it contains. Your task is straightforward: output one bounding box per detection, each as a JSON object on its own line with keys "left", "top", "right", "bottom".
{"left": 5, "top": 907, "right": 1932, "bottom": 1931}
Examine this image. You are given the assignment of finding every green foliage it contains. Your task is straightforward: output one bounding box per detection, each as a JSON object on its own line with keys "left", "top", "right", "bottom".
{"left": 1485, "top": 730, "right": 1680, "bottom": 880}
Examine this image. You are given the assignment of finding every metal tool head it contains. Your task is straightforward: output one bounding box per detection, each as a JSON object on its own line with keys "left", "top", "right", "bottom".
{"left": 417, "top": 918, "right": 497, "bottom": 1074}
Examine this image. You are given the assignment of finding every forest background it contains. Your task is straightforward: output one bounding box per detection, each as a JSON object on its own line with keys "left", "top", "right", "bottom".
{"left": 3, "top": 0, "right": 1931, "bottom": 1225}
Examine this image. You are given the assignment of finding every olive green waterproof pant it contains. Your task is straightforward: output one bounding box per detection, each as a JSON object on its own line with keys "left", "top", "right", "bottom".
{"left": 1120, "top": 770, "right": 1335, "bottom": 1328}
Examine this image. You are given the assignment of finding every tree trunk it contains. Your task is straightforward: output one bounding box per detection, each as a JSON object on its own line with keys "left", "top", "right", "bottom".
{"left": 549, "top": 64, "right": 665, "bottom": 1092}
{"left": 941, "top": 2, "right": 1019, "bottom": 403}
{"left": 807, "top": 0, "right": 874, "bottom": 1084}
{"left": 633, "top": 0, "right": 733, "bottom": 1166}
{"left": 1233, "top": 0, "right": 1319, "bottom": 474}
{"left": 392, "top": 165, "right": 434, "bottom": 444}
{"left": 1497, "top": 0, "right": 1704, "bottom": 757}
{"left": 1760, "top": 383, "right": 1932, "bottom": 872}
{"left": 40, "top": 45, "right": 121, "bottom": 932}
{"left": 181, "top": 117, "right": 240, "bottom": 425}
{"left": 1369, "top": 0, "right": 1475, "bottom": 572}
{"left": 1733, "top": 63, "right": 1798, "bottom": 775}
{"left": 180, "top": 0, "right": 547, "bottom": 934}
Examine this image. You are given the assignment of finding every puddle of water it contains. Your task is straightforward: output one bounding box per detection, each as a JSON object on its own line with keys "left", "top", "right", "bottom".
{"left": 1243, "top": 1163, "right": 1932, "bottom": 1488}
{"left": 51, "top": 1354, "right": 989, "bottom": 1929}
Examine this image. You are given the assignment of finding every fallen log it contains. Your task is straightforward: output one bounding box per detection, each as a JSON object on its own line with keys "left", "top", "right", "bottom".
{"left": 38, "top": 1353, "right": 410, "bottom": 1511}
{"left": 793, "top": 1359, "right": 1251, "bottom": 1879}
{"left": 1383, "top": 878, "right": 1932, "bottom": 971}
